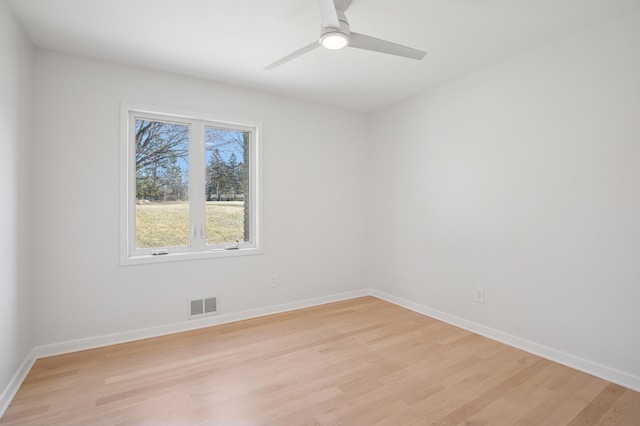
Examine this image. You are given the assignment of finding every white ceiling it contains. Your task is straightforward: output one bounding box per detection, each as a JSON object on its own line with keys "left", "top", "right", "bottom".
{"left": 8, "top": 0, "right": 640, "bottom": 112}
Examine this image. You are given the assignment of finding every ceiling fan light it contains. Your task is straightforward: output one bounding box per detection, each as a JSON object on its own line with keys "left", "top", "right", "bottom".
{"left": 320, "top": 32, "right": 350, "bottom": 50}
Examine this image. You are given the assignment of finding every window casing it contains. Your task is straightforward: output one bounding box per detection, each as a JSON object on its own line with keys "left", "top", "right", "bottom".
{"left": 120, "top": 104, "right": 261, "bottom": 264}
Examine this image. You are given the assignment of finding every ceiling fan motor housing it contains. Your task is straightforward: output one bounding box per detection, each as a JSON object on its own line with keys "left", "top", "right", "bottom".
{"left": 319, "top": 8, "right": 351, "bottom": 48}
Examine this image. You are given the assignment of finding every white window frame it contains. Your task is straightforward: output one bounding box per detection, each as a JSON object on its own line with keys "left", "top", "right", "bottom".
{"left": 120, "top": 103, "right": 262, "bottom": 265}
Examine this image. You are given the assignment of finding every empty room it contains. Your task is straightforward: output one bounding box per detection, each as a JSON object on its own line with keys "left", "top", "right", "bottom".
{"left": 1, "top": 0, "right": 640, "bottom": 424}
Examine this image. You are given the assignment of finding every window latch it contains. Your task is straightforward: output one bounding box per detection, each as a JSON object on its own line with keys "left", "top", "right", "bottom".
{"left": 225, "top": 240, "right": 240, "bottom": 250}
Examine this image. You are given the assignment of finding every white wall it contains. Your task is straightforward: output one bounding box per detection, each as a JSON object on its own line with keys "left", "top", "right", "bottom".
{"left": 368, "top": 11, "right": 640, "bottom": 378}
{"left": 31, "top": 50, "right": 368, "bottom": 345}
{"left": 0, "top": 0, "right": 33, "bottom": 402}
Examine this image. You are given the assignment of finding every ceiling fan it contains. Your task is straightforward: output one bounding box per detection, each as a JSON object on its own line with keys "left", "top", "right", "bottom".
{"left": 265, "top": 0, "right": 427, "bottom": 70}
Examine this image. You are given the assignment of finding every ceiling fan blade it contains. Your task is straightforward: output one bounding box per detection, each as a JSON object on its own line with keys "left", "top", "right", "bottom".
{"left": 317, "top": 0, "right": 340, "bottom": 29}
{"left": 264, "top": 41, "right": 320, "bottom": 70}
{"left": 349, "top": 32, "right": 426, "bottom": 60}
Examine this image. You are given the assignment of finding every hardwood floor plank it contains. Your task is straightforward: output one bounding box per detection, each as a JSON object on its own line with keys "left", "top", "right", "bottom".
{"left": 515, "top": 371, "right": 605, "bottom": 425}
{"left": 567, "top": 383, "right": 627, "bottom": 425}
{"left": 1, "top": 296, "right": 639, "bottom": 425}
{"left": 596, "top": 387, "right": 640, "bottom": 426}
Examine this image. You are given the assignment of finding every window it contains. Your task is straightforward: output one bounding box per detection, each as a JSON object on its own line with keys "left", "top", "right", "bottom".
{"left": 121, "top": 104, "right": 261, "bottom": 264}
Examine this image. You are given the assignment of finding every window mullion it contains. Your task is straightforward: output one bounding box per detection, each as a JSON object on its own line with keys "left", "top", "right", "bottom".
{"left": 127, "top": 111, "right": 138, "bottom": 256}
{"left": 190, "top": 121, "right": 206, "bottom": 251}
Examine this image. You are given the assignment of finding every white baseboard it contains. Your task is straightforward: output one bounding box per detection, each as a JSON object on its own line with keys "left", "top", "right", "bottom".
{"left": 33, "top": 289, "right": 370, "bottom": 358}
{"left": 0, "top": 348, "right": 37, "bottom": 418}
{"left": 0, "top": 289, "right": 368, "bottom": 418}
{"left": 371, "top": 289, "right": 640, "bottom": 393}
{"left": 3, "top": 287, "right": 639, "bottom": 419}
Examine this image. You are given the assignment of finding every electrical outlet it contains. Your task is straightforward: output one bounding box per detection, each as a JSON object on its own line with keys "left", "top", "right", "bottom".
{"left": 475, "top": 287, "right": 485, "bottom": 304}
{"left": 269, "top": 275, "right": 278, "bottom": 288}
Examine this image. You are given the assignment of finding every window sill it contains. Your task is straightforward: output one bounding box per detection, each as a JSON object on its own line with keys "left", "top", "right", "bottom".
{"left": 121, "top": 247, "right": 262, "bottom": 266}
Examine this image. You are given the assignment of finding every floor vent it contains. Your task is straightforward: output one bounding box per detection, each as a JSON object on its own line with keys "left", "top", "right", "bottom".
{"left": 189, "top": 296, "right": 218, "bottom": 319}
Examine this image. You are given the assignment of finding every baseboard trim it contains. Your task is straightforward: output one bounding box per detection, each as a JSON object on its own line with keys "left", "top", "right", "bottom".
{"left": 33, "top": 289, "right": 370, "bottom": 359}
{"left": 0, "top": 289, "right": 368, "bottom": 418}
{"left": 3, "top": 287, "right": 639, "bottom": 419}
{"left": 0, "top": 348, "right": 37, "bottom": 418}
{"left": 371, "top": 289, "right": 640, "bottom": 393}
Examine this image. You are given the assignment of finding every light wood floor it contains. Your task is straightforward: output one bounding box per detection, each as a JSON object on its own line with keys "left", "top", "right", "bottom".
{"left": 2, "top": 297, "right": 639, "bottom": 425}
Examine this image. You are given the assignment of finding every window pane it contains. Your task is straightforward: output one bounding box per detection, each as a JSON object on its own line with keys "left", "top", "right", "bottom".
{"left": 205, "top": 127, "right": 250, "bottom": 245}
{"left": 135, "top": 118, "right": 190, "bottom": 248}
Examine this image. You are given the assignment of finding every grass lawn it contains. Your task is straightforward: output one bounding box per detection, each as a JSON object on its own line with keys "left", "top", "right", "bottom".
{"left": 136, "top": 201, "right": 244, "bottom": 248}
